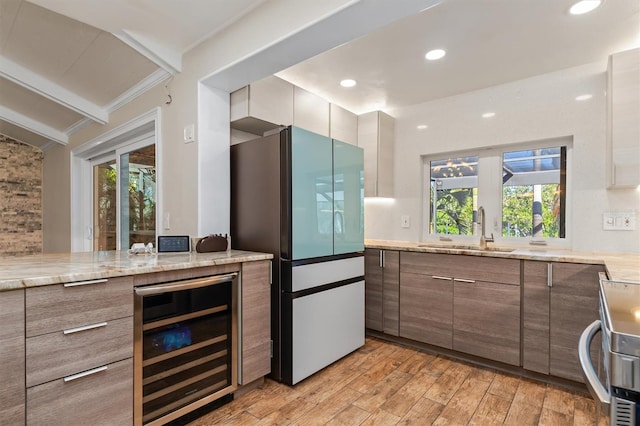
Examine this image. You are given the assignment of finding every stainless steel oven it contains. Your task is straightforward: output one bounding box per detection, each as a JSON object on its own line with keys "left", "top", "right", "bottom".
{"left": 580, "top": 274, "right": 640, "bottom": 426}
{"left": 134, "top": 272, "right": 238, "bottom": 425}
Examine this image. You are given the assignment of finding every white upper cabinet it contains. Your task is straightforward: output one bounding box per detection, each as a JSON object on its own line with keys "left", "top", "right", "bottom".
{"left": 330, "top": 104, "right": 358, "bottom": 145}
{"left": 607, "top": 48, "right": 640, "bottom": 188}
{"left": 293, "top": 86, "right": 330, "bottom": 137}
{"left": 230, "top": 76, "right": 357, "bottom": 142}
{"left": 230, "top": 76, "right": 294, "bottom": 136}
{"left": 358, "top": 111, "right": 394, "bottom": 197}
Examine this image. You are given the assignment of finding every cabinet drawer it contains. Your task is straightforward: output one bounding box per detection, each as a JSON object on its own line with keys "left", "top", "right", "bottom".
{"left": 26, "top": 316, "right": 132, "bottom": 387}
{"left": 27, "top": 358, "right": 133, "bottom": 426}
{"left": 400, "top": 252, "right": 457, "bottom": 277}
{"left": 453, "top": 256, "right": 520, "bottom": 285}
{"left": 26, "top": 276, "right": 133, "bottom": 337}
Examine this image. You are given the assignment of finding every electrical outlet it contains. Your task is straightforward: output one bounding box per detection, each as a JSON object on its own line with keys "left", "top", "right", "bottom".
{"left": 401, "top": 215, "right": 410, "bottom": 228}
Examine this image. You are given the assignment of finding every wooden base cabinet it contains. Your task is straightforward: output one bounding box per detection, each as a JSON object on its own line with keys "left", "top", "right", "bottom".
{"left": 240, "top": 260, "right": 272, "bottom": 385}
{"left": 400, "top": 273, "right": 453, "bottom": 348}
{"left": 0, "top": 290, "right": 25, "bottom": 424}
{"left": 398, "top": 252, "right": 455, "bottom": 349}
{"left": 24, "top": 276, "right": 134, "bottom": 426}
{"left": 523, "top": 261, "right": 604, "bottom": 382}
{"left": 453, "top": 280, "right": 520, "bottom": 365}
{"left": 364, "top": 249, "right": 399, "bottom": 335}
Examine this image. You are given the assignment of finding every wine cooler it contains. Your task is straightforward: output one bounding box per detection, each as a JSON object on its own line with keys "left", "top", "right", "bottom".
{"left": 133, "top": 273, "right": 238, "bottom": 425}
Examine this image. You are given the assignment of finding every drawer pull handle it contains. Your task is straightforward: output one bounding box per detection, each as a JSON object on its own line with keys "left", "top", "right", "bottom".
{"left": 63, "top": 365, "right": 108, "bottom": 383}
{"left": 63, "top": 279, "right": 108, "bottom": 287}
{"left": 63, "top": 322, "right": 108, "bottom": 335}
{"left": 454, "top": 278, "right": 476, "bottom": 284}
{"left": 431, "top": 275, "right": 452, "bottom": 281}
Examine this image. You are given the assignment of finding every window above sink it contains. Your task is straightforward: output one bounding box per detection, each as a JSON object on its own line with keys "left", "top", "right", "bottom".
{"left": 422, "top": 137, "right": 571, "bottom": 249}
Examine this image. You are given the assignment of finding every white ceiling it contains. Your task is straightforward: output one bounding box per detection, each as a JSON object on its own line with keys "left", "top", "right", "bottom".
{"left": 277, "top": 0, "right": 640, "bottom": 114}
{"left": 0, "top": 0, "right": 268, "bottom": 149}
{"left": 0, "top": 0, "right": 638, "bottom": 149}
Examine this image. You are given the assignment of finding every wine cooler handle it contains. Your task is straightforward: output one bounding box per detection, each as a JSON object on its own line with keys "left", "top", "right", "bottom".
{"left": 135, "top": 272, "right": 238, "bottom": 296}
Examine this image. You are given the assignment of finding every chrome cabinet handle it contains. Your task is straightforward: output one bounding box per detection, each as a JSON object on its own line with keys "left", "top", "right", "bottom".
{"left": 547, "top": 263, "right": 553, "bottom": 287}
{"left": 63, "top": 365, "right": 108, "bottom": 383}
{"left": 63, "top": 322, "right": 107, "bottom": 335}
{"left": 63, "top": 278, "right": 108, "bottom": 287}
{"left": 379, "top": 250, "right": 383, "bottom": 268}
{"left": 579, "top": 320, "right": 610, "bottom": 411}
{"left": 454, "top": 278, "right": 476, "bottom": 284}
{"left": 431, "top": 276, "right": 452, "bottom": 281}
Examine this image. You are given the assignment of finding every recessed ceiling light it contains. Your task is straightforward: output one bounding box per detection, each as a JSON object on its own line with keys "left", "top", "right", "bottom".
{"left": 482, "top": 112, "right": 496, "bottom": 118}
{"left": 575, "top": 94, "right": 593, "bottom": 101}
{"left": 340, "top": 79, "right": 356, "bottom": 88}
{"left": 417, "top": 124, "right": 428, "bottom": 130}
{"left": 569, "top": 0, "right": 602, "bottom": 15}
{"left": 425, "top": 49, "right": 446, "bottom": 61}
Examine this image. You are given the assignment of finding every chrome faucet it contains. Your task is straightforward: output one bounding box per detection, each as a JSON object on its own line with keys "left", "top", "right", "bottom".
{"left": 477, "top": 206, "right": 494, "bottom": 249}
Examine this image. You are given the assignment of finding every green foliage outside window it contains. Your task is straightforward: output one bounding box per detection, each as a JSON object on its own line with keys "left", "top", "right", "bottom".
{"left": 502, "top": 184, "right": 560, "bottom": 238}
{"left": 431, "top": 187, "right": 475, "bottom": 235}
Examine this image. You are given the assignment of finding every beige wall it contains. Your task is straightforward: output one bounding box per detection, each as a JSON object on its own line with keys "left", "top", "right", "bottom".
{"left": 1, "top": 134, "right": 43, "bottom": 255}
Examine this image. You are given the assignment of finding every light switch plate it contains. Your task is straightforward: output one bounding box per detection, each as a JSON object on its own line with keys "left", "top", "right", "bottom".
{"left": 183, "top": 124, "right": 195, "bottom": 143}
{"left": 401, "top": 215, "right": 410, "bottom": 228}
{"left": 603, "top": 211, "right": 636, "bottom": 231}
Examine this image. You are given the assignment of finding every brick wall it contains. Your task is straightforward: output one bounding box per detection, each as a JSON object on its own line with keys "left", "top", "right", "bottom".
{"left": 0, "top": 134, "right": 43, "bottom": 255}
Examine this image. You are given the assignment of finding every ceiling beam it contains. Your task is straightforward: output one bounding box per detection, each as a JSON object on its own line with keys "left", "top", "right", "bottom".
{"left": 0, "top": 105, "right": 68, "bottom": 145}
{"left": 0, "top": 55, "right": 108, "bottom": 124}
{"left": 115, "top": 30, "right": 182, "bottom": 75}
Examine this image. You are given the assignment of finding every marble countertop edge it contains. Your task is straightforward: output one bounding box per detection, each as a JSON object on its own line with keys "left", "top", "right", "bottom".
{"left": 365, "top": 239, "right": 640, "bottom": 283}
{"left": 0, "top": 250, "right": 273, "bottom": 291}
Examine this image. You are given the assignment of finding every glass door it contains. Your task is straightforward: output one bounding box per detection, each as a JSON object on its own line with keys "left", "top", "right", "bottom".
{"left": 91, "top": 137, "right": 156, "bottom": 251}
{"left": 118, "top": 144, "right": 156, "bottom": 249}
{"left": 93, "top": 158, "right": 117, "bottom": 251}
{"left": 332, "top": 140, "right": 364, "bottom": 254}
{"left": 291, "top": 127, "right": 333, "bottom": 260}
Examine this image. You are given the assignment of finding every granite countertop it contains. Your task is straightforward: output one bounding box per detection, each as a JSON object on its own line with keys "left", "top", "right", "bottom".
{"left": 365, "top": 239, "right": 640, "bottom": 283}
{"left": 0, "top": 250, "right": 273, "bottom": 291}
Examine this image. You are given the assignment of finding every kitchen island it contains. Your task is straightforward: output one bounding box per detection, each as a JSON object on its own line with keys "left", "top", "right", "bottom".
{"left": 0, "top": 249, "right": 272, "bottom": 291}
{"left": 0, "top": 249, "right": 273, "bottom": 425}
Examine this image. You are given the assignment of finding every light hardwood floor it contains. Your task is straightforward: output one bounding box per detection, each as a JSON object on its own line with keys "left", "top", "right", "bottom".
{"left": 189, "top": 337, "right": 606, "bottom": 425}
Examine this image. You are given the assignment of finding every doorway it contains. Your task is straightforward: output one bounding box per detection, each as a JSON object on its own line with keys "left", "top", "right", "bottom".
{"left": 71, "top": 108, "right": 161, "bottom": 252}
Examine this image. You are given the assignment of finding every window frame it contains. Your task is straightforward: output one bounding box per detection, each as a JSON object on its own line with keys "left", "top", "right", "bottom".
{"left": 421, "top": 137, "right": 572, "bottom": 248}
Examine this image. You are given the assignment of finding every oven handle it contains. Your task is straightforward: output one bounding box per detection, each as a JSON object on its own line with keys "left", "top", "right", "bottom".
{"left": 579, "top": 319, "right": 610, "bottom": 412}
{"left": 135, "top": 272, "right": 237, "bottom": 296}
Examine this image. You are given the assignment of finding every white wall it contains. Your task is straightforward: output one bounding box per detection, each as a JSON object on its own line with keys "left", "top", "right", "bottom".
{"left": 365, "top": 62, "right": 640, "bottom": 254}
{"left": 42, "top": 0, "right": 357, "bottom": 252}
{"left": 43, "top": 0, "right": 439, "bottom": 252}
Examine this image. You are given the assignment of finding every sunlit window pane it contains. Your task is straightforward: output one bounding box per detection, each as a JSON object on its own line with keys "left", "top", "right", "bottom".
{"left": 93, "top": 160, "right": 117, "bottom": 251}
{"left": 502, "top": 147, "right": 565, "bottom": 238}
{"left": 429, "top": 156, "right": 478, "bottom": 236}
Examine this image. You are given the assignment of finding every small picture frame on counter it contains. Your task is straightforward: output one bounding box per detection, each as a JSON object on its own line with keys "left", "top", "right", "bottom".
{"left": 157, "top": 235, "right": 191, "bottom": 253}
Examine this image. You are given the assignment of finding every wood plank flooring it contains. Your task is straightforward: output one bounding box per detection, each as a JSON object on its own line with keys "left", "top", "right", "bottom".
{"left": 189, "top": 337, "right": 607, "bottom": 426}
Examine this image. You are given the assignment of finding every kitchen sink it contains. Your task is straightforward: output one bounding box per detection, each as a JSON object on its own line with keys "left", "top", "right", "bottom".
{"left": 416, "top": 243, "right": 515, "bottom": 253}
